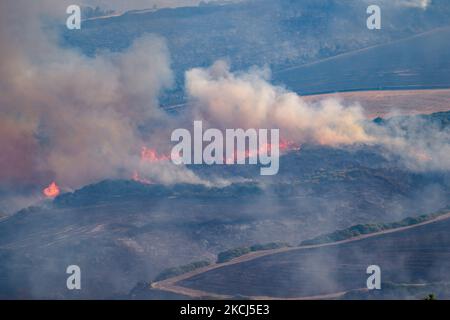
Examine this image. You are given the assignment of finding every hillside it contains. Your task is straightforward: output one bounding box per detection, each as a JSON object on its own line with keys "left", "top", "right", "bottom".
{"left": 0, "top": 109, "right": 448, "bottom": 299}
{"left": 301, "top": 207, "right": 450, "bottom": 245}
{"left": 301, "top": 89, "right": 450, "bottom": 118}
{"left": 1, "top": 0, "right": 450, "bottom": 301}
{"left": 175, "top": 211, "right": 450, "bottom": 299}
{"left": 275, "top": 26, "right": 450, "bottom": 95}
{"left": 61, "top": 0, "right": 450, "bottom": 106}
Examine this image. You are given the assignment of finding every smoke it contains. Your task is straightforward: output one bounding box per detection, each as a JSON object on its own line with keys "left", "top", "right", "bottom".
{"left": 186, "top": 60, "right": 373, "bottom": 146}
{"left": 0, "top": 0, "right": 447, "bottom": 201}
{"left": 136, "top": 161, "right": 232, "bottom": 186}
{"left": 400, "top": 0, "right": 431, "bottom": 9}
{"left": 0, "top": 0, "right": 213, "bottom": 193}
{"left": 185, "top": 61, "right": 450, "bottom": 172}
{"left": 372, "top": 114, "right": 450, "bottom": 172}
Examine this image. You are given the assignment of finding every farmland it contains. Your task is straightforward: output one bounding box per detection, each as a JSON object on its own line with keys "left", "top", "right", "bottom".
{"left": 176, "top": 213, "right": 450, "bottom": 299}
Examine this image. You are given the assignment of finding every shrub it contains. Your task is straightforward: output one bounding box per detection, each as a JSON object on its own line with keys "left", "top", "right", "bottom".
{"left": 154, "top": 260, "right": 210, "bottom": 281}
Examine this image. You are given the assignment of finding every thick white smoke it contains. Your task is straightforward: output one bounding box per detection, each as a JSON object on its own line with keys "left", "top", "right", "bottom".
{"left": 0, "top": 0, "right": 205, "bottom": 192}
{"left": 0, "top": 0, "right": 447, "bottom": 206}
{"left": 373, "top": 115, "right": 450, "bottom": 172}
{"left": 186, "top": 60, "right": 374, "bottom": 146}
{"left": 185, "top": 61, "right": 450, "bottom": 172}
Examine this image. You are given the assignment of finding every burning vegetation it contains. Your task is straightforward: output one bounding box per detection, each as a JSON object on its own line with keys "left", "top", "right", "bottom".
{"left": 43, "top": 182, "right": 60, "bottom": 198}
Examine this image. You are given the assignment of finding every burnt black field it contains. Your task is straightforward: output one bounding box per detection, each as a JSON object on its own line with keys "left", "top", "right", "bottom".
{"left": 179, "top": 217, "right": 450, "bottom": 299}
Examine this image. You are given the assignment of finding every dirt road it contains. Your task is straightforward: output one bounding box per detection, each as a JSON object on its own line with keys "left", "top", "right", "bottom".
{"left": 152, "top": 211, "right": 450, "bottom": 299}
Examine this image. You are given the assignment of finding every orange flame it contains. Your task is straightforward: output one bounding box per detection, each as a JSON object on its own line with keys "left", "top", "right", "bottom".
{"left": 141, "top": 146, "right": 170, "bottom": 162}
{"left": 279, "top": 139, "right": 301, "bottom": 152}
{"left": 43, "top": 182, "right": 60, "bottom": 198}
{"left": 133, "top": 141, "right": 301, "bottom": 180}
{"left": 132, "top": 171, "right": 152, "bottom": 184}
{"left": 414, "top": 150, "right": 432, "bottom": 162}
{"left": 132, "top": 146, "right": 170, "bottom": 183}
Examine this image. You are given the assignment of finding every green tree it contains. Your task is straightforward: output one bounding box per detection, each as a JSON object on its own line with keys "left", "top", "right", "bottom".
{"left": 424, "top": 293, "right": 436, "bottom": 300}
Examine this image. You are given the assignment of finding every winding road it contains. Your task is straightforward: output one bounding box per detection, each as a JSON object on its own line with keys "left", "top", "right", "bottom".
{"left": 152, "top": 211, "right": 450, "bottom": 299}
